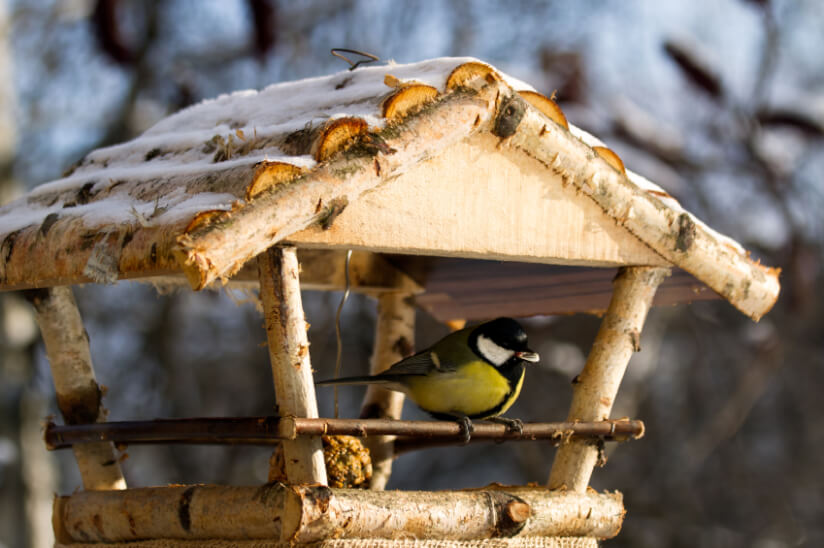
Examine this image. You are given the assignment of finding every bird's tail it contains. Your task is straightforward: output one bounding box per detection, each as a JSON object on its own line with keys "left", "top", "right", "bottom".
{"left": 315, "top": 375, "right": 392, "bottom": 386}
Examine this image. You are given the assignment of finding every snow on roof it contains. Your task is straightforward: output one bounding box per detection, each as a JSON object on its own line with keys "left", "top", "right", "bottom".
{"left": 12, "top": 59, "right": 472, "bottom": 231}
{"left": 0, "top": 57, "right": 779, "bottom": 320}
{"left": 0, "top": 56, "right": 668, "bottom": 240}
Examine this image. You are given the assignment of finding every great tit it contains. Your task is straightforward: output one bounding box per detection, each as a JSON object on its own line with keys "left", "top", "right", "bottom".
{"left": 316, "top": 317, "right": 539, "bottom": 441}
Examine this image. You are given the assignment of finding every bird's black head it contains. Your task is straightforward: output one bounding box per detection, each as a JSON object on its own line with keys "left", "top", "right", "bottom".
{"left": 469, "top": 317, "right": 540, "bottom": 367}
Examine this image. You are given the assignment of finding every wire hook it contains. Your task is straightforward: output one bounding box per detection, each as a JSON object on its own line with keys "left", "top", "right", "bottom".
{"left": 333, "top": 249, "right": 353, "bottom": 418}
{"left": 331, "top": 48, "right": 379, "bottom": 71}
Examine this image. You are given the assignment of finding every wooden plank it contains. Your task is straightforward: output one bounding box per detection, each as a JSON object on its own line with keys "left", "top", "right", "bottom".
{"left": 288, "top": 133, "right": 670, "bottom": 268}
{"left": 395, "top": 256, "right": 717, "bottom": 320}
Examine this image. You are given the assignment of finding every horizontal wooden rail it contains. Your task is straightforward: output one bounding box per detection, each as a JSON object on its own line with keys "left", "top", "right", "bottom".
{"left": 44, "top": 416, "right": 643, "bottom": 450}
{"left": 54, "top": 484, "right": 625, "bottom": 543}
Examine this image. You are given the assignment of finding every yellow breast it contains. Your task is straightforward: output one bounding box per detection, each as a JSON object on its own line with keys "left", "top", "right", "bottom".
{"left": 405, "top": 361, "right": 523, "bottom": 419}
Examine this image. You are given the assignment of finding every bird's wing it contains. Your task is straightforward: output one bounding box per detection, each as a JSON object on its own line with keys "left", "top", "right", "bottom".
{"left": 382, "top": 350, "right": 457, "bottom": 377}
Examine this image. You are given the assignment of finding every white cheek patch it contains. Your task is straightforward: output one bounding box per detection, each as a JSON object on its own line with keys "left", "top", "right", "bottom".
{"left": 477, "top": 334, "right": 515, "bottom": 366}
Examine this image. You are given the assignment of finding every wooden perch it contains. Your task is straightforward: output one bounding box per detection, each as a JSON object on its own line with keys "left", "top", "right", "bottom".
{"left": 44, "top": 417, "right": 645, "bottom": 449}
{"left": 549, "top": 267, "right": 668, "bottom": 492}
{"left": 506, "top": 101, "right": 779, "bottom": 320}
{"left": 359, "top": 292, "right": 415, "bottom": 489}
{"left": 24, "top": 287, "right": 126, "bottom": 491}
{"left": 258, "top": 246, "right": 326, "bottom": 485}
{"left": 53, "top": 484, "right": 624, "bottom": 543}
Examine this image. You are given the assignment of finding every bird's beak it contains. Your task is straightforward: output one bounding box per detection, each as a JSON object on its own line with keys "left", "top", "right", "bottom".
{"left": 516, "top": 350, "right": 540, "bottom": 363}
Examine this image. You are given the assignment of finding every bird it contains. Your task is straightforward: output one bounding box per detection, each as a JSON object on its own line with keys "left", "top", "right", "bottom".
{"left": 316, "top": 317, "right": 539, "bottom": 442}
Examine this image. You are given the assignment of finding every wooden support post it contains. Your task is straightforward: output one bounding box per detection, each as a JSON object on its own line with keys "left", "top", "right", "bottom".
{"left": 548, "top": 266, "right": 669, "bottom": 492}
{"left": 359, "top": 293, "right": 415, "bottom": 490}
{"left": 258, "top": 246, "right": 327, "bottom": 485}
{"left": 24, "top": 287, "right": 126, "bottom": 491}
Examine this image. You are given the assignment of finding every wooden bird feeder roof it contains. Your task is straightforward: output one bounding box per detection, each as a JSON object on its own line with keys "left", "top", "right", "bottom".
{"left": 0, "top": 57, "right": 780, "bottom": 320}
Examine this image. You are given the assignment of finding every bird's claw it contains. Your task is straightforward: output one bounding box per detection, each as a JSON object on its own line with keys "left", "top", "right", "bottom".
{"left": 489, "top": 416, "right": 524, "bottom": 435}
{"left": 457, "top": 416, "right": 474, "bottom": 444}
{"left": 506, "top": 418, "right": 524, "bottom": 435}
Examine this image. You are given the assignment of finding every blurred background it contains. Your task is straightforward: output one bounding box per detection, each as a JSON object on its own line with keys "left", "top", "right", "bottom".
{"left": 0, "top": 1, "right": 822, "bottom": 547}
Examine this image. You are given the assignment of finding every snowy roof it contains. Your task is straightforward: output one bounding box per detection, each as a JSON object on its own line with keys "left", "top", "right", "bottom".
{"left": 0, "top": 57, "right": 779, "bottom": 320}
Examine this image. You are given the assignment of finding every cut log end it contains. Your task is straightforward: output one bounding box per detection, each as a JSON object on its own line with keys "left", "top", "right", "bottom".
{"left": 741, "top": 264, "right": 782, "bottom": 322}
{"left": 446, "top": 61, "right": 501, "bottom": 91}
{"left": 592, "top": 146, "right": 626, "bottom": 174}
{"left": 247, "top": 162, "right": 306, "bottom": 200}
{"left": 313, "top": 117, "right": 370, "bottom": 163}
{"left": 183, "top": 209, "right": 228, "bottom": 235}
{"left": 382, "top": 84, "right": 439, "bottom": 121}
{"left": 173, "top": 246, "right": 209, "bottom": 291}
{"left": 506, "top": 500, "right": 532, "bottom": 523}
{"left": 519, "top": 90, "right": 569, "bottom": 130}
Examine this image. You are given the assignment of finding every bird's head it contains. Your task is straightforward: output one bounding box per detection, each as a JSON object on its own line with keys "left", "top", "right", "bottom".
{"left": 470, "top": 317, "right": 540, "bottom": 367}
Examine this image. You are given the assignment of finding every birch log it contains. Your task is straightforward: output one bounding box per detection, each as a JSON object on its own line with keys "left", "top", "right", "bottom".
{"left": 24, "top": 286, "right": 126, "bottom": 491}
{"left": 504, "top": 102, "right": 779, "bottom": 321}
{"left": 54, "top": 539, "right": 597, "bottom": 548}
{"left": 548, "top": 267, "right": 669, "bottom": 492}
{"left": 359, "top": 292, "right": 415, "bottom": 490}
{"left": 54, "top": 485, "right": 624, "bottom": 543}
{"left": 258, "top": 246, "right": 327, "bottom": 485}
{"left": 284, "top": 486, "right": 623, "bottom": 543}
{"left": 178, "top": 85, "right": 500, "bottom": 290}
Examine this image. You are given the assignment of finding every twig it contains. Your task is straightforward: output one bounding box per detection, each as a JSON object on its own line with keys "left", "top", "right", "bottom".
{"left": 333, "top": 249, "right": 352, "bottom": 418}
{"left": 45, "top": 417, "right": 644, "bottom": 450}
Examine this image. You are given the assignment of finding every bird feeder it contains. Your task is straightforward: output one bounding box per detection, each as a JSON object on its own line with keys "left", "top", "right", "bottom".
{"left": 0, "top": 58, "right": 780, "bottom": 547}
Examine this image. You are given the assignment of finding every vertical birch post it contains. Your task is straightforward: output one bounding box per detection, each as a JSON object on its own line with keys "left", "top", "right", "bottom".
{"left": 549, "top": 266, "right": 669, "bottom": 492}
{"left": 25, "top": 286, "right": 126, "bottom": 491}
{"left": 359, "top": 293, "right": 415, "bottom": 490}
{"left": 258, "top": 246, "right": 327, "bottom": 485}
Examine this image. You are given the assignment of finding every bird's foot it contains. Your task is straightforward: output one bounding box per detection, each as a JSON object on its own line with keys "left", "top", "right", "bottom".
{"left": 487, "top": 416, "right": 524, "bottom": 435}
{"left": 456, "top": 415, "right": 474, "bottom": 444}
